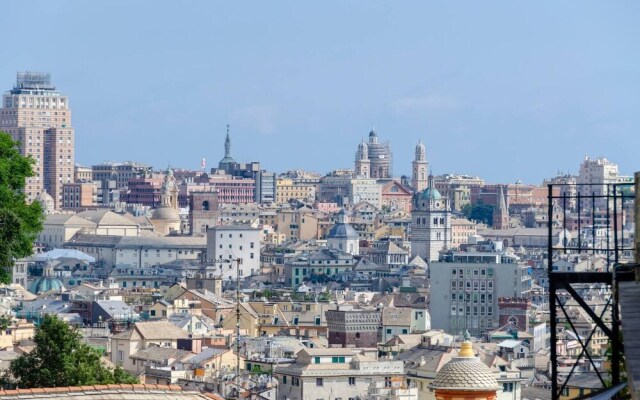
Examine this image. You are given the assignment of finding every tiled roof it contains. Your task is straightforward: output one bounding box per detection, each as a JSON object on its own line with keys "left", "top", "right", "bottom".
{"left": 0, "top": 384, "right": 224, "bottom": 399}
{"left": 76, "top": 210, "right": 139, "bottom": 226}
{"left": 430, "top": 356, "right": 500, "bottom": 391}
{"left": 67, "top": 234, "right": 206, "bottom": 249}
{"left": 134, "top": 321, "right": 190, "bottom": 340}
{"left": 130, "top": 346, "right": 193, "bottom": 362}
{"left": 44, "top": 214, "right": 97, "bottom": 227}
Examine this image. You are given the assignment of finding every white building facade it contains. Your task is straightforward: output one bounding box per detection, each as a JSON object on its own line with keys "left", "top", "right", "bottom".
{"left": 206, "top": 225, "right": 261, "bottom": 280}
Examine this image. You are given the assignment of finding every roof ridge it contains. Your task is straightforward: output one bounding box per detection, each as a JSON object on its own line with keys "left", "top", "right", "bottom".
{"left": 0, "top": 384, "right": 188, "bottom": 395}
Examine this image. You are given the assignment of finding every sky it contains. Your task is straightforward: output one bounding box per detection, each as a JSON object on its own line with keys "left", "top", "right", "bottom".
{"left": 1, "top": 1, "right": 638, "bottom": 184}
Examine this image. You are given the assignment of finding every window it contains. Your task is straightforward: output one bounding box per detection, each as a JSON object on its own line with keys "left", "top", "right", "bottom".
{"left": 316, "top": 378, "right": 323, "bottom": 386}
{"left": 349, "top": 377, "right": 356, "bottom": 386}
{"left": 283, "top": 376, "right": 287, "bottom": 384}
{"left": 503, "top": 383, "right": 514, "bottom": 392}
{"left": 314, "top": 357, "right": 321, "bottom": 364}
{"left": 386, "top": 328, "right": 392, "bottom": 334}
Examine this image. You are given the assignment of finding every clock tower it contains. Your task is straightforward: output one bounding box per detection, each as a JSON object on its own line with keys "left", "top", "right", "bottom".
{"left": 411, "top": 173, "right": 451, "bottom": 262}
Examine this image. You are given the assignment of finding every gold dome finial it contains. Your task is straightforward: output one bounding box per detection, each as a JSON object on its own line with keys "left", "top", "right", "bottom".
{"left": 458, "top": 329, "right": 474, "bottom": 357}
{"left": 459, "top": 340, "right": 474, "bottom": 357}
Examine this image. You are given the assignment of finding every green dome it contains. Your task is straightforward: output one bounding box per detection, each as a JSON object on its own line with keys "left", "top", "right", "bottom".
{"left": 421, "top": 187, "right": 442, "bottom": 200}
{"left": 30, "top": 277, "right": 65, "bottom": 294}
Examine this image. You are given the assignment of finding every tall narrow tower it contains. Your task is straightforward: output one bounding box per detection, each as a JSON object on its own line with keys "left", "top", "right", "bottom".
{"left": 411, "top": 174, "right": 451, "bottom": 262}
{"left": 354, "top": 139, "right": 370, "bottom": 178}
{"left": 412, "top": 140, "right": 428, "bottom": 192}
{"left": 218, "top": 124, "right": 235, "bottom": 172}
{"left": 0, "top": 72, "right": 75, "bottom": 208}
{"left": 492, "top": 186, "right": 509, "bottom": 229}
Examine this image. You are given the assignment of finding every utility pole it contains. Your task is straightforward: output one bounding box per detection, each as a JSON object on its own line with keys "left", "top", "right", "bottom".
{"left": 235, "top": 257, "right": 242, "bottom": 398}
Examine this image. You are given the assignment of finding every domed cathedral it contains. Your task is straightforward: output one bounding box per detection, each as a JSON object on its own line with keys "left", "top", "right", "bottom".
{"left": 430, "top": 332, "right": 500, "bottom": 400}
{"left": 412, "top": 140, "right": 428, "bottom": 192}
{"left": 411, "top": 173, "right": 451, "bottom": 262}
{"left": 354, "top": 127, "right": 392, "bottom": 180}
{"left": 36, "top": 190, "right": 55, "bottom": 215}
{"left": 29, "top": 258, "right": 65, "bottom": 294}
{"left": 327, "top": 208, "right": 360, "bottom": 255}
{"left": 150, "top": 166, "right": 181, "bottom": 236}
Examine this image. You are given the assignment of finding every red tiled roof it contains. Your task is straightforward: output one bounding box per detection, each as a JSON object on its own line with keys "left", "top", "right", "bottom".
{"left": 0, "top": 384, "right": 222, "bottom": 399}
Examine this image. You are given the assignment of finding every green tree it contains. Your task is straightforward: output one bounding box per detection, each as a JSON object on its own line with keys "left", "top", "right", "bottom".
{"left": 0, "top": 315, "right": 12, "bottom": 331}
{"left": 461, "top": 200, "right": 495, "bottom": 226}
{"left": 2, "top": 314, "right": 138, "bottom": 388}
{"left": 0, "top": 132, "right": 44, "bottom": 284}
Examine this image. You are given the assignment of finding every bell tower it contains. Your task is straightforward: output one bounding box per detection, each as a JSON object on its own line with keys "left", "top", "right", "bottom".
{"left": 412, "top": 140, "right": 428, "bottom": 192}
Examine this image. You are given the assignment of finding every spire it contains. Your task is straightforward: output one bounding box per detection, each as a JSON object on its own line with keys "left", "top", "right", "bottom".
{"left": 225, "top": 124, "right": 231, "bottom": 158}
{"left": 498, "top": 186, "right": 507, "bottom": 212}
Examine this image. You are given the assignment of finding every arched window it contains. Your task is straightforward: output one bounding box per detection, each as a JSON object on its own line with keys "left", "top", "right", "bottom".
{"left": 202, "top": 200, "right": 210, "bottom": 211}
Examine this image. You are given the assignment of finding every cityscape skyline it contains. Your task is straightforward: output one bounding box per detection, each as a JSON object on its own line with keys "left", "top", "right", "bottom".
{"left": 1, "top": 1, "right": 638, "bottom": 184}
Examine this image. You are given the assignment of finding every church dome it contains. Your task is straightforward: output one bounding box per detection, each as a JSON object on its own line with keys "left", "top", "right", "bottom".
{"left": 151, "top": 206, "right": 180, "bottom": 221}
{"left": 30, "top": 276, "right": 65, "bottom": 294}
{"left": 328, "top": 223, "right": 359, "bottom": 240}
{"left": 36, "top": 191, "right": 55, "bottom": 214}
{"left": 421, "top": 187, "right": 442, "bottom": 200}
{"left": 431, "top": 341, "right": 500, "bottom": 391}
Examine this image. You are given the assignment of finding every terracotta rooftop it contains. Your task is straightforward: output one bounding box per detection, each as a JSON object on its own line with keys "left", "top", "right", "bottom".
{"left": 0, "top": 384, "right": 225, "bottom": 399}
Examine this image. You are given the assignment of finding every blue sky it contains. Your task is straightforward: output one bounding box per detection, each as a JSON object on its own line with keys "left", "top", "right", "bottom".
{"left": 1, "top": 1, "right": 638, "bottom": 183}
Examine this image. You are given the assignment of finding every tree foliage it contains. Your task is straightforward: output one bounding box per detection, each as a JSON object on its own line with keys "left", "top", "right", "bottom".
{"left": 2, "top": 314, "right": 138, "bottom": 388}
{"left": 0, "top": 132, "right": 44, "bottom": 284}
{"left": 461, "top": 200, "right": 495, "bottom": 226}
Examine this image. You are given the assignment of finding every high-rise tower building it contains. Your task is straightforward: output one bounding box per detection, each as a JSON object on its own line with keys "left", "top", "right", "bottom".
{"left": 577, "top": 156, "right": 619, "bottom": 210}
{"left": 0, "top": 72, "right": 74, "bottom": 208}
{"left": 411, "top": 140, "right": 428, "bottom": 192}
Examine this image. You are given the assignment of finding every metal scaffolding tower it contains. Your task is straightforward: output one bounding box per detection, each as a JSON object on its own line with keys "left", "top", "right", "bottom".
{"left": 547, "top": 181, "right": 636, "bottom": 399}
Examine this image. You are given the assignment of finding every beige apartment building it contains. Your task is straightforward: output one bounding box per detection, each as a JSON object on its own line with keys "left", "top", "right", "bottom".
{"left": 451, "top": 217, "right": 477, "bottom": 249}
{"left": 276, "top": 178, "right": 316, "bottom": 204}
{"left": 276, "top": 208, "right": 322, "bottom": 241}
{"left": 0, "top": 72, "right": 74, "bottom": 208}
